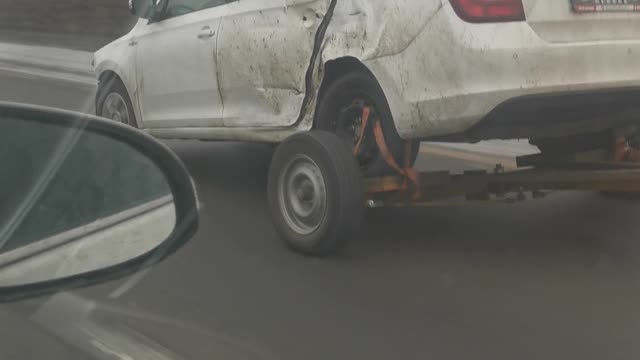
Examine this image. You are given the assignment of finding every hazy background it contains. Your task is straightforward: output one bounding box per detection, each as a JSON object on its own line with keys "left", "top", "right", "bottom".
{"left": 0, "top": 0, "right": 136, "bottom": 50}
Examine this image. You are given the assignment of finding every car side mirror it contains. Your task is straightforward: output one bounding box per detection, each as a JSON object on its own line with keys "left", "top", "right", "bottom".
{"left": 0, "top": 102, "right": 198, "bottom": 302}
{"left": 129, "top": 0, "right": 163, "bottom": 19}
{"left": 129, "top": 0, "right": 147, "bottom": 18}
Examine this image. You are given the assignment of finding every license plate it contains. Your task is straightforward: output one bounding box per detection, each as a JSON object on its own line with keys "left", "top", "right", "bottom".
{"left": 572, "top": 0, "right": 640, "bottom": 12}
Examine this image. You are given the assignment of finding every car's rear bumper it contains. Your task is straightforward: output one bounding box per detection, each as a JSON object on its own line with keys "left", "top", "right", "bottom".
{"left": 366, "top": 3, "right": 640, "bottom": 141}
{"left": 455, "top": 86, "right": 640, "bottom": 141}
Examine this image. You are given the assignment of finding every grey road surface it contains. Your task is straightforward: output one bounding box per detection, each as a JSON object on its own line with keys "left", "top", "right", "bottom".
{"left": 2, "top": 71, "right": 640, "bottom": 360}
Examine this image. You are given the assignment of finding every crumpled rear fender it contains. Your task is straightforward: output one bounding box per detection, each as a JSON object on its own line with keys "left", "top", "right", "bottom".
{"left": 306, "top": 0, "right": 445, "bottom": 139}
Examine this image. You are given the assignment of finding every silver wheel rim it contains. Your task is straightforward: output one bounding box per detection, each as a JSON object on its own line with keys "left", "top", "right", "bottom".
{"left": 278, "top": 155, "right": 327, "bottom": 236}
{"left": 102, "top": 92, "right": 131, "bottom": 126}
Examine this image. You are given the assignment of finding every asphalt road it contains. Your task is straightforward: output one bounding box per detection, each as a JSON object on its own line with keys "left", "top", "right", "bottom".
{"left": 3, "top": 71, "right": 640, "bottom": 360}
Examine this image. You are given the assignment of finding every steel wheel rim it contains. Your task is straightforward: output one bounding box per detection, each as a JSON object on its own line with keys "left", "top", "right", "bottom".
{"left": 278, "top": 154, "right": 327, "bottom": 236}
{"left": 102, "top": 92, "right": 131, "bottom": 126}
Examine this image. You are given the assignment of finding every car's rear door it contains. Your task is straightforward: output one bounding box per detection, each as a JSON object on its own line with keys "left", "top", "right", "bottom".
{"left": 523, "top": 0, "right": 640, "bottom": 43}
{"left": 216, "top": 0, "right": 331, "bottom": 127}
{"left": 135, "top": 0, "right": 227, "bottom": 128}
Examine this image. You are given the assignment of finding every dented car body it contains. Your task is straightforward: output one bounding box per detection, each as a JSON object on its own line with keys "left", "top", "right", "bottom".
{"left": 94, "top": 0, "right": 640, "bottom": 144}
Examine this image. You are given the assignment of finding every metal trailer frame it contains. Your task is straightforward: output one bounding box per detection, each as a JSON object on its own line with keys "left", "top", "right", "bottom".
{"left": 364, "top": 164, "right": 640, "bottom": 208}
{"left": 359, "top": 107, "right": 640, "bottom": 209}
{"left": 267, "top": 104, "right": 640, "bottom": 257}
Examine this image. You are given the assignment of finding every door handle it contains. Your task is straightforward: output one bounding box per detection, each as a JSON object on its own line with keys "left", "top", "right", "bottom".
{"left": 129, "top": 39, "right": 138, "bottom": 46}
{"left": 197, "top": 26, "right": 215, "bottom": 40}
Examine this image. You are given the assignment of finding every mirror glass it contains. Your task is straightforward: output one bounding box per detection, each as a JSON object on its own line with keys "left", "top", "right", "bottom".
{"left": 0, "top": 113, "right": 175, "bottom": 287}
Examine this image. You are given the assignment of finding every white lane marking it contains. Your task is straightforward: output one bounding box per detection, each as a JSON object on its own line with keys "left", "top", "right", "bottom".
{"left": 109, "top": 268, "right": 151, "bottom": 299}
{"left": 89, "top": 339, "right": 136, "bottom": 360}
{"left": 0, "top": 66, "right": 96, "bottom": 86}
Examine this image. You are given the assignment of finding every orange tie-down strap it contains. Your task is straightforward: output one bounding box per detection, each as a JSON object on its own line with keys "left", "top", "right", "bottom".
{"left": 614, "top": 135, "right": 640, "bottom": 162}
{"left": 372, "top": 120, "right": 421, "bottom": 199}
{"left": 352, "top": 105, "right": 420, "bottom": 198}
{"left": 353, "top": 106, "right": 371, "bottom": 157}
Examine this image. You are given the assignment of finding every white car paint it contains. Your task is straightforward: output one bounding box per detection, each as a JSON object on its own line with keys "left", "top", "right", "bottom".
{"left": 217, "top": 0, "right": 328, "bottom": 128}
{"left": 135, "top": 6, "right": 224, "bottom": 128}
{"left": 94, "top": 0, "right": 640, "bottom": 142}
{"left": 331, "top": 0, "right": 640, "bottom": 140}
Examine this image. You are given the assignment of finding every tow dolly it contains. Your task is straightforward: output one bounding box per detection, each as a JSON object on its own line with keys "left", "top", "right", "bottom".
{"left": 267, "top": 105, "right": 640, "bottom": 256}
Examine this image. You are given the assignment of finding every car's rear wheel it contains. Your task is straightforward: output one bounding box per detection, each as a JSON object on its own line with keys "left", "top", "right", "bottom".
{"left": 315, "top": 70, "right": 419, "bottom": 177}
{"left": 267, "top": 131, "right": 363, "bottom": 256}
{"left": 96, "top": 75, "right": 138, "bottom": 128}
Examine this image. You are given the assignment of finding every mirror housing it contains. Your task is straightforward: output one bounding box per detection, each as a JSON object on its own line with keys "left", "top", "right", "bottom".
{"left": 129, "top": 0, "right": 160, "bottom": 20}
{"left": 0, "top": 102, "right": 198, "bottom": 302}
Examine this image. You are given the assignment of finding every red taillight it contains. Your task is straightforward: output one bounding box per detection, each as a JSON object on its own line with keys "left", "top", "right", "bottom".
{"left": 450, "top": 0, "right": 525, "bottom": 23}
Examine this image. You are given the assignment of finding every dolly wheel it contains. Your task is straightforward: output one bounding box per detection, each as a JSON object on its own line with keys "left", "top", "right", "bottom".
{"left": 267, "top": 131, "right": 364, "bottom": 256}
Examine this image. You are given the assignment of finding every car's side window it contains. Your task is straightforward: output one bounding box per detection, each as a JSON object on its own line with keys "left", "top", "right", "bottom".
{"left": 164, "top": 0, "right": 235, "bottom": 19}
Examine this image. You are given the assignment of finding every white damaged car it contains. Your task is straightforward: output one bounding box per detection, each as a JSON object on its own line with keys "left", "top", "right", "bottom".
{"left": 95, "top": 0, "right": 640, "bottom": 255}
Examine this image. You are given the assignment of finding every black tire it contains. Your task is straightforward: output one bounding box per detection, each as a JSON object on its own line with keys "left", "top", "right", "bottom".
{"left": 96, "top": 75, "right": 138, "bottom": 128}
{"left": 267, "top": 131, "right": 364, "bottom": 256}
{"left": 315, "top": 70, "right": 419, "bottom": 177}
